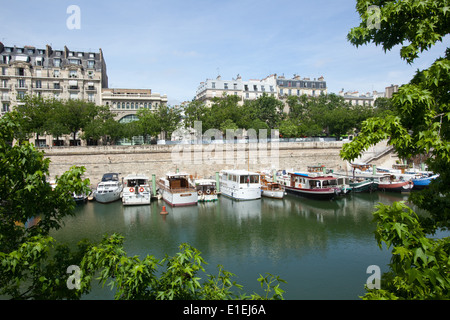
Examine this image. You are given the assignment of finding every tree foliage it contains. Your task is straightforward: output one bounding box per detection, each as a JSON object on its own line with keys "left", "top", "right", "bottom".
{"left": 343, "top": 0, "right": 450, "bottom": 299}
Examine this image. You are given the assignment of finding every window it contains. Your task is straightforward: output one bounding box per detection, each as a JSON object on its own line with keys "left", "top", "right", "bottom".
{"left": 70, "top": 93, "right": 78, "bottom": 99}
{"left": 224, "top": 83, "right": 228, "bottom": 90}
{"left": 244, "top": 85, "right": 248, "bottom": 91}
{"left": 1, "top": 80, "right": 7, "bottom": 88}
{"left": 36, "top": 57, "right": 43, "bottom": 66}
{"left": 69, "top": 70, "right": 77, "bottom": 77}
{"left": 69, "top": 59, "right": 79, "bottom": 65}
{"left": 211, "top": 82, "right": 215, "bottom": 89}
{"left": 17, "top": 68, "right": 25, "bottom": 76}
{"left": 2, "top": 103, "right": 10, "bottom": 113}
{"left": 35, "top": 80, "right": 42, "bottom": 88}
{"left": 77, "top": 52, "right": 83, "bottom": 57}
{"left": 87, "top": 60, "right": 95, "bottom": 68}
{"left": 53, "top": 59, "right": 61, "bottom": 67}
{"left": 53, "top": 70, "right": 60, "bottom": 77}
{"left": 89, "top": 53, "right": 95, "bottom": 58}
{"left": 2, "top": 55, "right": 11, "bottom": 64}
{"left": 18, "top": 79, "right": 26, "bottom": 88}
{"left": 36, "top": 69, "right": 42, "bottom": 77}
{"left": 1, "top": 67, "right": 7, "bottom": 75}
{"left": 88, "top": 93, "right": 94, "bottom": 102}
{"left": 53, "top": 82, "right": 60, "bottom": 89}
{"left": 261, "top": 85, "right": 265, "bottom": 92}
{"left": 233, "top": 83, "right": 237, "bottom": 90}
{"left": 270, "top": 86, "right": 274, "bottom": 92}
{"left": 253, "top": 85, "right": 258, "bottom": 91}
{"left": 17, "top": 91, "right": 25, "bottom": 99}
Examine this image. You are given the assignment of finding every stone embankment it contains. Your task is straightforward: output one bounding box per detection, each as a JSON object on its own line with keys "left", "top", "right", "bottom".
{"left": 42, "top": 141, "right": 397, "bottom": 185}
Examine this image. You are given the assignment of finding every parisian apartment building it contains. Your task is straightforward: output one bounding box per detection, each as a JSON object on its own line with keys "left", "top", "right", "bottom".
{"left": 0, "top": 42, "right": 167, "bottom": 146}
{"left": 195, "top": 73, "right": 328, "bottom": 112}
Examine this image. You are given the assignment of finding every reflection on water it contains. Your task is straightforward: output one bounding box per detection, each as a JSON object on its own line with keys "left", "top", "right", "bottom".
{"left": 50, "top": 191, "right": 416, "bottom": 300}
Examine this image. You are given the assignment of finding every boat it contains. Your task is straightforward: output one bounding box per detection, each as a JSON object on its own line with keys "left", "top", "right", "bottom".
{"left": 260, "top": 174, "right": 285, "bottom": 199}
{"left": 284, "top": 172, "right": 341, "bottom": 200}
{"left": 73, "top": 192, "right": 88, "bottom": 203}
{"left": 411, "top": 174, "right": 439, "bottom": 190}
{"left": 94, "top": 173, "right": 123, "bottom": 204}
{"left": 349, "top": 178, "right": 377, "bottom": 193}
{"left": 377, "top": 174, "right": 414, "bottom": 193}
{"left": 122, "top": 174, "right": 151, "bottom": 205}
{"left": 219, "top": 170, "right": 261, "bottom": 201}
{"left": 157, "top": 172, "right": 198, "bottom": 207}
{"left": 194, "top": 179, "right": 219, "bottom": 202}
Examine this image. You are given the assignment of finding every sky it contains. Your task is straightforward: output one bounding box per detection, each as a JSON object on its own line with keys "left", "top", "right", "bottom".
{"left": 1, "top": 0, "right": 448, "bottom": 105}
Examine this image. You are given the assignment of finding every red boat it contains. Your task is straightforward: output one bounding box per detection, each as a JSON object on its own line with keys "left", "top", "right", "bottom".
{"left": 378, "top": 175, "right": 414, "bottom": 193}
{"left": 284, "top": 172, "right": 341, "bottom": 200}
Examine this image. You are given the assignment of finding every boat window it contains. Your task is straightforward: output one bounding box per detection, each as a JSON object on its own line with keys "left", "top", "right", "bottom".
{"left": 250, "top": 175, "right": 259, "bottom": 184}
{"left": 240, "top": 175, "right": 247, "bottom": 184}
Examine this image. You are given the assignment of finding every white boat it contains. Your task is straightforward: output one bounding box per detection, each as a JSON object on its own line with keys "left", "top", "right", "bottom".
{"left": 157, "top": 172, "right": 198, "bottom": 207}
{"left": 219, "top": 170, "right": 261, "bottom": 201}
{"left": 94, "top": 173, "right": 123, "bottom": 204}
{"left": 194, "top": 179, "right": 219, "bottom": 202}
{"left": 122, "top": 174, "right": 151, "bottom": 206}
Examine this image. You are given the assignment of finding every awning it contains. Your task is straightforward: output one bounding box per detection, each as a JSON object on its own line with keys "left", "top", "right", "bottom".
{"left": 69, "top": 80, "right": 78, "bottom": 86}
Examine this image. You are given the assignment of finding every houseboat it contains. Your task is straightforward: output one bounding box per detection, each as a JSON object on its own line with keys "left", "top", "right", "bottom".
{"left": 122, "top": 174, "right": 152, "bottom": 205}
{"left": 284, "top": 172, "right": 341, "bottom": 200}
{"left": 157, "top": 172, "right": 198, "bottom": 206}
{"left": 94, "top": 173, "right": 123, "bottom": 204}
{"left": 219, "top": 170, "right": 261, "bottom": 201}
{"left": 194, "top": 179, "right": 219, "bottom": 202}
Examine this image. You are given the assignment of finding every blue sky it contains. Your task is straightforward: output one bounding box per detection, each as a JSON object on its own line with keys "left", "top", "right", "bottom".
{"left": 1, "top": 0, "right": 448, "bottom": 105}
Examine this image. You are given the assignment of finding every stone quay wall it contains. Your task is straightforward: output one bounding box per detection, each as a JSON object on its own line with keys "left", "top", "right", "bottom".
{"left": 42, "top": 141, "right": 355, "bottom": 185}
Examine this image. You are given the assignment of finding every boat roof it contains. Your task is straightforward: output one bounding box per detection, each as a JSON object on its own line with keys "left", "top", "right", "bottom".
{"left": 165, "top": 172, "right": 191, "bottom": 178}
{"left": 290, "top": 172, "right": 337, "bottom": 180}
{"left": 221, "top": 169, "right": 260, "bottom": 175}
{"left": 195, "top": 179, "right": 216, "bottom": 184}
{"left": 101, "top": 173, "right": 119, "bottom": 181}
{"left": 123, "top": 174, "right": 150, "bottom": 180}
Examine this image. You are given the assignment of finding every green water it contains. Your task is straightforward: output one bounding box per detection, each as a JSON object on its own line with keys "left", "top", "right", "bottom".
{"left": 50, "top": 191, "right": 410, "bottom": 300}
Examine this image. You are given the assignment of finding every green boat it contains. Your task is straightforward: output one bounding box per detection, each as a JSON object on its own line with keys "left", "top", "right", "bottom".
{"left": 349, "top": 178, "right": 377, "bottom": 193}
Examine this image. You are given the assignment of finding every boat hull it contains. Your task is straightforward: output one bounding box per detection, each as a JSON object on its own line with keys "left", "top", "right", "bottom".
{"left": 161, "top": 189, "right": 198, "bottom": 207}
{"left": 122, "top": 193, "right": 151, "bottom": 206}
{"left": 350, "top": 180, "right": 377, "bottom": 193}
{"left": 285, "top": 186, "right": 337, "bottom": 200}
{"left": 95, "top": 189, "right": 122, "bottom": 203}
{"left": 261, "top": 189, "right": 285, "bottom": 199}
{"left": 220, "top": 186, "right": 261, "bottom": 201}
{"left": 198, "top": 194, "right": 218, "bottom": 202}
{"left": 378, "top": 181, "right": 413, "bottom": 193}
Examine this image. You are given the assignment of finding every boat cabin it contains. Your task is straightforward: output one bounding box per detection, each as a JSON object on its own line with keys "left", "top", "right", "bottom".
{"left": 289, "top": 173, "right": 338, "bottom": 189}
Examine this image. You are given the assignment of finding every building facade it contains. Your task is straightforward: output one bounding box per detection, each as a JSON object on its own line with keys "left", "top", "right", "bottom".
{"left": 195, "top": 73, "right": 327, "bottom": 112}
{"left": 338, "top": 90, "right": 385, "bottom": 107}
{"left": 0, "top": 42, "right": 108, "bottom": 115}
{"left": 101, "top": 88, "right": 168, "bottom": 123}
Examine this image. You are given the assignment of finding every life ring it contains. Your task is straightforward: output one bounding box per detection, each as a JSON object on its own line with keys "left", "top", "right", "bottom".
{"left": 213, "top": 189, "right": 217, "bottom": 194}
{"left": 198, "top": 190, "right": 203, "bottom": 196}
{"left": 129, "top": 187, "right": 134, "bottom": 193}
{"left": 206, "top": 189, "right": 211, "bottom": 194}
{"left": 139, "top": 187, "right": 144, "bottom": 192}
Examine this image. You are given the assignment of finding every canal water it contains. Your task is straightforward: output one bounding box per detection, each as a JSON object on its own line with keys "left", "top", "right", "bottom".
{"left": 50, "top": 191, "right": 411, "bottom": 300}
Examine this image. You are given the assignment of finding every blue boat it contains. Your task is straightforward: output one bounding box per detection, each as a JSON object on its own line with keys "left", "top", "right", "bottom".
{"left": 412, "top": 174, "right": 439, "bottom": 190}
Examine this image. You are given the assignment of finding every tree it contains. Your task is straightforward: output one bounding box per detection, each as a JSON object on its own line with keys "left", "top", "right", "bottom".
{"left": 59, "top": 99, "right": 98, "bottom": 145}
{"left": 14, "top": 95, "right": 53, "bottom": 145}
{"left": 0, "top": 112, "right": 91, "bottom": 299}
{"left": 342, "top": 0, "right": 450, "bottom": 299}
{"left": 136, "top": 108, "right": 161, "bottom": 143}
{"left": 154, "top": 104, "right": 182, "bottom": 140}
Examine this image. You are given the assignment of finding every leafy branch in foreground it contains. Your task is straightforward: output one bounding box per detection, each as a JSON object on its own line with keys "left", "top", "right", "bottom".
{"left": 79, "top": 234, "right": 286, "bottom": 300}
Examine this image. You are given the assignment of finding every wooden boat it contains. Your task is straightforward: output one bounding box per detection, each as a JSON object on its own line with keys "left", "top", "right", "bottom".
{"left": 219, "top": 170, "right": 261, "bottom": 201}
{"left": 122, "top": 174, "right": 151, "bottom": 206}
{"left": 284, "top": 172, "right": 341, "bottom": 200}
{"left": 194, "top": 179, "right": 218, "bottom": 202}
{"left": 260, "top": 174, "right": 285, "bottom": 199}
{"left": 157, "top": 172, "right": 198, "bottom": 207}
